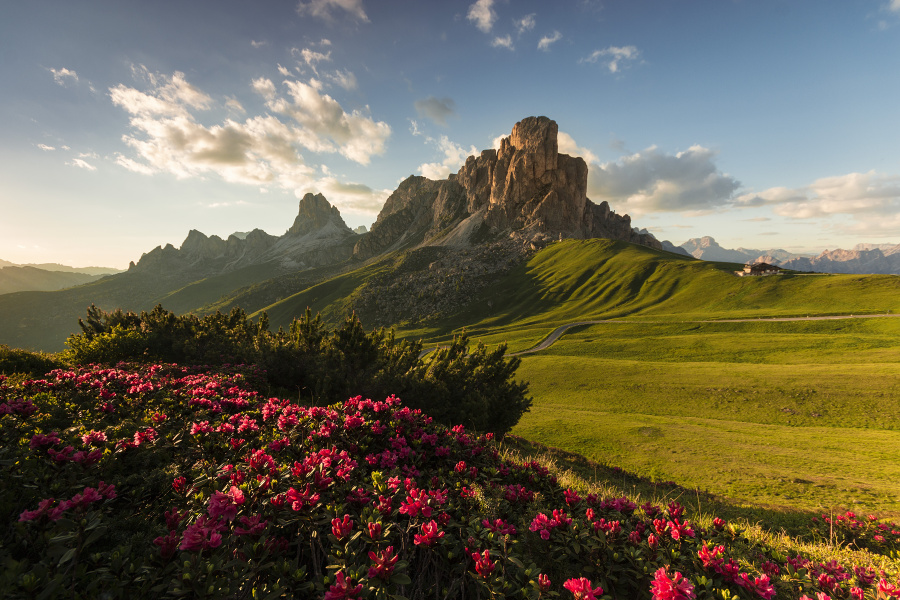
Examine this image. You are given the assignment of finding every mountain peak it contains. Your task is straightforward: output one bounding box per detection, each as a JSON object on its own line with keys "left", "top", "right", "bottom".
{"left": 287, "top": 192, "right": 352, "bottom": 237}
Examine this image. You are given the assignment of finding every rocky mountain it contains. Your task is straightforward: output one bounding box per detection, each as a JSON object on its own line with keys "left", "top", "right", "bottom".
{"left": 854, "top": 242, "right": 900, "bottom": 256}
{"left": 680, "top": 236, "right": 900, "bottom": 275}
{"left": 679, "top": 237, "right": 807, "bottom": 264}
{"left": 0, "top": 115, "right": 685, "bottom": 351}
{"left": 129, "top": 192, "right": 358, "bottom": 279}
{"left": 354, "top": 116, "right": 662, "bottom": 260}
{"left": 780, "top": 248, "right": 900, "bottom": 275}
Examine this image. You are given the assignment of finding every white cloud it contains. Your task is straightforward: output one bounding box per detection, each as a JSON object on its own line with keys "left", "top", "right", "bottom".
{"left": 68, "top": 158, "right": 97, "bottom": 171}
{"left": 36, "top": 143, "right": 55, "bottom": 151}
{"left": 417, "top": 136, "right": 478, "bottom": 180}
{"left": 313, "top": 177, "right": 391, "bottom": 213}
{"left": 467, "top": 0, "right": 496, "bottom": 33}
{"left": 297, "top": 0, "right": 368, "bottom": 22}
{"left": 251, "top": 77, "right": 277, "bottom": 99}
{"left": 538, "top": 31, "right": 562, "bottom": 51}
{"left": 277, "top": 64, "right": 293, "bottom": 77}
{"left": 110, "top": 67, "right": 390, "bottom": 202}
{"left": 515, "top": 13, "right": 536, "bottom": 35}
{"left": 582, "top": 45, "right": 640, "bottom": 73}
{"left": 409, "top": 119, "right": 422, "bottom": 136}
{"left": 110, "top": 71, "right": 212, "bottom": 117}
{"left": 492, "top": 35, "right": 514, "bottom": 50}
{"left": 225, "top": 96, "right": 245, "bottom": 113}
{"left": 50, "top": 67, "right": 78, "bottom": 86}
{"left": 736, "top": 171, "right": 900, "bottom": 223}
{"left": 325, "top": 69, "right": 358, "bottom": 91}
{"left": 557, "top": 131, "right": 598, "bottom": 164}
{"left": 414, "top": 96, "right": 456, "bottom": 126}
{"left": 890, "top": 0, "right": 900, "bottom": 12}
{"left": 588, "top": 145, "right": 740, "bottom": 214}
{"left": 320, "top": 38, "right": 332, "bottom": 46}
{"left": 250, "top": 40, "right": 268, "bottom": 48}
{"left": 297, "top": 48, "right": 332, "bottom": 74}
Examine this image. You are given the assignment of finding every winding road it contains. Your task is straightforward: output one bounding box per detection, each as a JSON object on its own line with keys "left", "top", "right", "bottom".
{"left": 418, "top": 313, "right": 900, "bottom": 359}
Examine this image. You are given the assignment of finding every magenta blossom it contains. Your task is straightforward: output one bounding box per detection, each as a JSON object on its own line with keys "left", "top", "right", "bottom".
{"left": 650, "top": 567, "right": 696, "bottom": 600}
{"left": 564, "top": 577, "right": 603, "bottom": 600}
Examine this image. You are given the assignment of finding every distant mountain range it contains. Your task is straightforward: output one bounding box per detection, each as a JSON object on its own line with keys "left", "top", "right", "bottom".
{"left": 678, "top": 236, "right": 900, "bottom": 275}
{"left": 0, "top": 262, "right": 122, "bottom": 295}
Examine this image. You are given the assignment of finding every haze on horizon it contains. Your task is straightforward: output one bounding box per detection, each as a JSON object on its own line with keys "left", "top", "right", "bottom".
{"left": 3, "top": 0, "right": 900, "bottom": 269}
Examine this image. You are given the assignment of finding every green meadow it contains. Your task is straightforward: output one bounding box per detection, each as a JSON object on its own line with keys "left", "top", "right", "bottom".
{"left": 393, "top": 240, "right": 900, "bottom": 515}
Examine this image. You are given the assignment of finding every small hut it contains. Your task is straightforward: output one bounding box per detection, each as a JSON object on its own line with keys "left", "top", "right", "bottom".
{"left": 735, "top": 262, "right": 783, "bottom": 277}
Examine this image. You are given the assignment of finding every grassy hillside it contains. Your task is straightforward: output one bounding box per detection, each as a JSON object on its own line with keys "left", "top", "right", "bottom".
{"left": 402, "top": 239, "right": 900, "bottom": 346}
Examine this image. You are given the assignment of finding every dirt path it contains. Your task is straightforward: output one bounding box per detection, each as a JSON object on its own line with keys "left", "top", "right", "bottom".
{"left": 508, "top": 313, "right": 900, "bottom": 356}
{"left": 418, "top": 313, "right": 900, "bottom": 359}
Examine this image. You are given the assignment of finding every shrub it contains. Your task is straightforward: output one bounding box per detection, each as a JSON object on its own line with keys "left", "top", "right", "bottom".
{"left": 0, "top": 344, "right": 61, "bottom": 376}
{"left": 65, "top": 305, "right": 531, "bottom": 435}
{"left": 2, "top": 363, "right": 895, "bottom": 599}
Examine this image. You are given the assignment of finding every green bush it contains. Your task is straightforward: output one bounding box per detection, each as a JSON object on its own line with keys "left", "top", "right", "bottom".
{"left": 64, "top": 305, "right": 531, "bottom": 436}
{"left": 0, "top": 345, "right": 61, "bottom": 376}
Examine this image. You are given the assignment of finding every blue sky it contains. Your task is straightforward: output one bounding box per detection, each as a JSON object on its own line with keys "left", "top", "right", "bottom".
{"left": 3, "top": 0, "right": 900, "bottom": 268}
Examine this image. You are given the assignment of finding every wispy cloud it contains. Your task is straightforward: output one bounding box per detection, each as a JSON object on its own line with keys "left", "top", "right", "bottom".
{"left": 582, "top": 45, "right": 640, "bottom": 73}
{"left": 538, "top": 31, "right": 562, "bottom": 51}
{"left": 50, "top": 67, "right": 78, "bottom": 86}
{"left": 68, "top": 158, "right": 97, "bottom": 171}
{"left": 467, "top": 0, "right": 496, "bottom": 33}
{"left": 250, "top": 40, "right": 268, "bottom": 48}
{"left": 36, "top": 143, "right": 56, "bottom": 151}
{"left": 414, "top": 96, "right": 456, "bottom": 126}
{"left": 557, "top": 131, "right": 598, "bottom": 164}
{"left": 515, "top": 13, "right": 536, "bottom": 35}
{"left": 325, "top": 68, "right": 358, "bottom": 91}
{"left": 492, "top": 35, "right": 514, "bottom": 50}
{"left": 417, "top": 135, "right": 478, "bottom": 180}
{"left": 296, "top": 47, "right": 332, "bottom": 74}
{"left": 297, "top": 0, "right": 368, "bottom": 22}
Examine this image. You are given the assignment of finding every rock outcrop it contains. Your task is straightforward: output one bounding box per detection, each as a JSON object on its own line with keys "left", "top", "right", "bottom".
{"left": 355, "top": 116, "right": 661, "bottom": 259}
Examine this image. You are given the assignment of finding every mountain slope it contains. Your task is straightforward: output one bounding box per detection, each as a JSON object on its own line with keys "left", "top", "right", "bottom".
{"left": 0, "top": 266, "right": 106, "bottom": 295}
{"left": 251, "top": 239, "right": 900, "bottom": 342}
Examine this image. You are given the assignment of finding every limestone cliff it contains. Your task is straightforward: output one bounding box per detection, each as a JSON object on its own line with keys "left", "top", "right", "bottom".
{"left": 354, "top": 116, "right": 661, "bottom": 260}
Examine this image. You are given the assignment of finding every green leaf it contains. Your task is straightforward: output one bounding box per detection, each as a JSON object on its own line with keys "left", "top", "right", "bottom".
{"left": 58, "top": 548, "right": 77, "bottom": 565}
{"left": 391, "top": 573, "right": 412, "bottom": 586}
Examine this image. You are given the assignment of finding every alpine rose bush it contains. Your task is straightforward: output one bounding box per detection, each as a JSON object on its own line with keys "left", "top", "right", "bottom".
{"left": 0, "top": 362, "right": 897, "bottom": 599}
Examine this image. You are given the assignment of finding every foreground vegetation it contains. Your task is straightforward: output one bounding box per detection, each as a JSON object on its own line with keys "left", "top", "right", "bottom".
{"left": 2, "top": 362, "right": 899, "bottom": 599}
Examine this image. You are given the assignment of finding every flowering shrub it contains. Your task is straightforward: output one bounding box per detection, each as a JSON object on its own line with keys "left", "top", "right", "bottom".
{"left": 1, "top": 362, "right": 898, "bottom": 599}
{"left": 811, "top": 511, "right": 900, "bottom": 554}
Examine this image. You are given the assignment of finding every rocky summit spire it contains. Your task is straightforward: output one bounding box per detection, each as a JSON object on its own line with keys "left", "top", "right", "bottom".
{"left": 287, "top": 193, "right": 352, "bottom": 237}
{"left": 354, "top": 115, "right": 662, "bottom": 260}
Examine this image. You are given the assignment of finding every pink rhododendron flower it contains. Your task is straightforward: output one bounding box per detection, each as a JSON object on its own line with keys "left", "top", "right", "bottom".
{"left": 650, "top": 567, "right": 696, "bottom": 600}
{"left": 81, "top": 430, "right": 107, "bottom": 446}
{"left": 367, "top": 546, "right": 398, "bottom": 581}
{"left": 208, "top": 486, "right": 244, "bottom": 520}
{"left": 367, "top": 522, "right": 383, "bottom": 539}
{"left": 538, "top": 573, "right": 551, "bottom": 592}
{"left": 471, "top": 549, "right": 496, "bottom": 578}
{"left": 413, "top": 520, "right": 444, "bottom": 546}
{"left": 234, "top": 515, "right": 267, "bottom": 536}
{"left": 323, "top": 571, "right": 362, "bottom": 600}
{"left": 564, "top": 577, "right": 603, "bottom": 600}
{"left": 331, "top": 514, "right": 353, "bottom": 539}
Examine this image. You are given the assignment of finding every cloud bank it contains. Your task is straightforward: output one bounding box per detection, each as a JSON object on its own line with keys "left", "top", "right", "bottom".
{"left": 110, "top": 67, "right": 390, "bottom": 213}
{"left": 588, "top": 145, "right": 740, "bottom": 214}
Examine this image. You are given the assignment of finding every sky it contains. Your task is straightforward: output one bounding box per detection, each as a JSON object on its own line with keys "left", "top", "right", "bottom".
{"left": 4, "top": 0, "right": 900, "bottom": 268}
